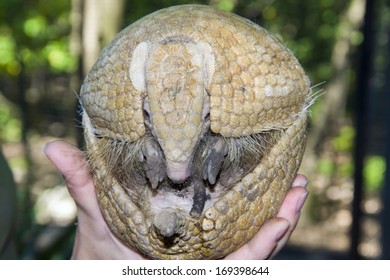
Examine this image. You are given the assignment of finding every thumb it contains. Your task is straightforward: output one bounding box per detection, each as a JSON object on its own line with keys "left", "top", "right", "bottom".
{"left": 43, "top": 140, "right": 98, "bottom": 216}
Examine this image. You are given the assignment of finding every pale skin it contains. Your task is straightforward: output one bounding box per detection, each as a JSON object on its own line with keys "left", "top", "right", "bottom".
{"left": 44, "top": 140, "right": 308, "bottom": 260}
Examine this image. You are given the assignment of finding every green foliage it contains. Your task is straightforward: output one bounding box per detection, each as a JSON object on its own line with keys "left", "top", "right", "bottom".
{"left": 245, "top": 0, "right": 350, "bottom": 85}
{"left": 43, "top": 40, "right": 77, "bottom": 72}
{"left": 0, "top": 94, "right": 21, "bottom": 142}
{"left": 216, "top": 0, "right": 236, "bottom": 12}
{"left": 332, "top": 125, "right": 355, "bottom": 152}
{"left": 23, "top": 15, "right": 48, "bottom": 38}
{"left": 318, "top": 124, "right": 385, "bottom": 192}
{"left": 318, "top": 157, "right": 335, "bottom": 176}
{"left": 0, "top": 33, "right": 20, "bottom": 75}
{"left": 0, "top": 0, "right": 75, "bottom": 75}
{"left": 316, "top": 125, "right": 355, "bottom": 177}
{"left": 124, "top": 0, "right": 208, "bottom": 25}
{"left": 364, "top": 156, "right": 386, "bottom": 192}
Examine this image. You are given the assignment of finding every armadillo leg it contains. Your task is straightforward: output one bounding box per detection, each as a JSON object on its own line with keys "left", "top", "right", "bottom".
{"left": 190, "top": 180, "right": 206, "bottom": 218}
{"left": 143, "top": 137, "right": 166, "bottom": 188}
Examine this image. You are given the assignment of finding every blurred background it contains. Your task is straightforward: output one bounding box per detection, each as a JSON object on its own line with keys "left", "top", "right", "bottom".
{"left": 0, "top": 0, "right": 389, "bottom": 259}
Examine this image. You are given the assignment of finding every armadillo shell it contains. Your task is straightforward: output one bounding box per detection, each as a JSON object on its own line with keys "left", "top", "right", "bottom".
{"left": 81, "top": 5, "right": 310, "bottom": 259}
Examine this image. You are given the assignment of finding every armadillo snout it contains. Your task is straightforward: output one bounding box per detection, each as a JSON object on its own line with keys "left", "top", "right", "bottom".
{"left": 166, "top": 159, "right": 191, "bottom": 184}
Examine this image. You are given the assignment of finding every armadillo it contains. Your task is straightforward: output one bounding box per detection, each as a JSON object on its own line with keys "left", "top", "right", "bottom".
{"left": 80, "top": 4, "right": 311, "bottom": 259}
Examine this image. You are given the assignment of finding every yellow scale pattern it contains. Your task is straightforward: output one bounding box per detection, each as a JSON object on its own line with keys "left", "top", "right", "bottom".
{"left": 81, "top": 5, "right": 311, "bottom": 259}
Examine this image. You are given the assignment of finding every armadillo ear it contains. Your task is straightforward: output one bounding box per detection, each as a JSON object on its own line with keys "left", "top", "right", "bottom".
{"left": 129, "top": 42, "right": 150, "bottom": 92}
{"left": 198, "top": 42, "right": 215, "bottom": 90}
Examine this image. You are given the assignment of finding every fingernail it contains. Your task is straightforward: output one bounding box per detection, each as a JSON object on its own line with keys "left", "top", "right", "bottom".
{"left": 275, "top": 221, "right": 290, "bottom": 242}
{"left": 41, "top": 143, "right": 47, "bottom": 155}
{"left": 293, "top": 175, "right": 309, "bottom": 188}
{"left": 296, "top": 191, "right": 308, "bottom": 214}
{"left": 301, "top": 178, "right": 309, "bottom": 188}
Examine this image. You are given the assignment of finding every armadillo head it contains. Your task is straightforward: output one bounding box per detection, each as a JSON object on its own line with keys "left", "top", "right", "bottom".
{"left": 130, "top": 38, "right": 215, "bottom": 183}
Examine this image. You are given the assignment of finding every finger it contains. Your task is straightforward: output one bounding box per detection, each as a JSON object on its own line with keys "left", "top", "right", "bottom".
{"left": 43, "top": 140, "right": 100, "bottom": 219}
{"left": 224, "top": 175, "right": 308, "bottom": 260}
{"left": 277, "top": 174, "right": 308, "bottom": 224}
{"left": 224, "top": 218, "right": 290, "bottom": 260}
{"left": 269, "top": 176, "right": 309, "bottom": 258}
{"left": 44, "top": 140, "right": 148, "bottom": 260}
{"left": 292, "top": 174, "right": 309, "bottom": 188}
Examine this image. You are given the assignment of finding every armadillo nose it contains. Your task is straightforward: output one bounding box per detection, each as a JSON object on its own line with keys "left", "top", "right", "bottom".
{"left": 166, "top": 160, "right": 191, "bottom": 184}
{"left": 169, "top": 175, "right": 189, "bottom": 184}
{"left": 167, "top": 170, "right": 190, "bottom": 184}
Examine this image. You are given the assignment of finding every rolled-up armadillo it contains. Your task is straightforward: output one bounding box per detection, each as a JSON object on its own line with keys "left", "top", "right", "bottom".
{"left": 80, "top": 4, "right": 311, "bottom": 259}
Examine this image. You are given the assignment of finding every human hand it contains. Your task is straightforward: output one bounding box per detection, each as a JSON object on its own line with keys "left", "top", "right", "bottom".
{"left": 44, "top": 140, "right": 308, "bottom": 260}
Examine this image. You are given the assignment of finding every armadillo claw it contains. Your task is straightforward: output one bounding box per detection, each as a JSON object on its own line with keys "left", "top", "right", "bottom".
{"left": 143, "top": 138, "right": 166, "bottom": 188}
{"left": 189, "top": 180, "right": 207, "bottom": 218}
{"left": 202, "top": 137, "right": 228, "bottom": 185}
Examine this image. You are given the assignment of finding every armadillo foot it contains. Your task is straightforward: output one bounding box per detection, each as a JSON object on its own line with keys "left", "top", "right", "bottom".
{"left": 143, "top": 137, "right": 166, "bottom": 188}
{"left": 190, "top": 180, "right": 206, "bottom": 218}
{"left": 202, "top": 137, "right": 228, "bottom": 185}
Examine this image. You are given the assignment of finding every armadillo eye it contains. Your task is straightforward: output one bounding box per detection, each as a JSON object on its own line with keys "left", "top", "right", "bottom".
{"left": 203, "top": 112, "right": 210, "bottom": 122}
{"left": 143, "top": 108, "right": 151, "bottom": 125}
{"left": 202, "top": 95, "right": 210, "bottom": 123}
{"left": 143, "top": 97, "right": 152, "bottom": 126}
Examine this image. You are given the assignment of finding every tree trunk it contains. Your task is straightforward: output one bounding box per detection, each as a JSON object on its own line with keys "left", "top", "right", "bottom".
{"left": 70, "top": 0, "right": 84, "bottom": 147}
{"left": 74, "top": 0, "right": 125, "bottom": 147}
{"left": 82, "top": 0, "right": 125, "bottom": 75}
{"left": 303, "top": 0, "right": 366, "bottom": 175}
